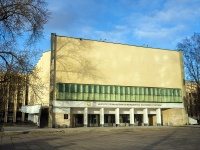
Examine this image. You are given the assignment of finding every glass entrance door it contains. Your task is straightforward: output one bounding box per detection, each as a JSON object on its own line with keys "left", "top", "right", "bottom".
{"left": 120, "top": 114, "right": 130, "bottom": 126}
{"left": 134, "top": 114, "right": 143, "bottom": 126}
{"left": 88, "top": 114, "right": 100, "bottom": 127}
{"left": 104, "top": 114, "right": 115, "bottom": 126}
{"left": 74, "top": 114, "right": 84, "bottom": 127}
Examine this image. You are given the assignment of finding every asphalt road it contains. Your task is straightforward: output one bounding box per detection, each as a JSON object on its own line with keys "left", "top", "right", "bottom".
{"left": 0, "top": 126, "right": 200, "bottom": 150}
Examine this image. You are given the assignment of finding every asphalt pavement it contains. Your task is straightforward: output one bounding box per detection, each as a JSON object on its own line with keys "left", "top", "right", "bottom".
{"left": 1, "top": 125, "right": 200, "bottom": 150}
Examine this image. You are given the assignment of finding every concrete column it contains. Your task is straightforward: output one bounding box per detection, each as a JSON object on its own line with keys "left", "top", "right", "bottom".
{"left": 84, "top": 107, "right": 88, "bottom": 127}
{"left": 156, "top": 108, "right": 162, "bottom": 126}
{"left": 115, "top": 108, "right": 120, "bottom": 127}
{"left": 100, "top": 108, "right": 104, "bottom": 127}
{"left": 130, "top": 108, "right": 134, "bottom": 126}
{"left": 13, "top": 91, "right": 17, "bottom": 123}
{"left": 13, "top": 110, "right": 16, "bottom": 123}
{"left": 22, "top": 86, "right": 26, "bottom": 122}
{"left": 4, "top": 111, "right": 8, "bottom": 123}
{"left": 143, "top": 108, "right": 148, "bottom": 126}
{"left": 21, "top": 112, "right": 25, "bottom": 122}
{"left": 96, "top": 115, "right": 99, "bottom": 127}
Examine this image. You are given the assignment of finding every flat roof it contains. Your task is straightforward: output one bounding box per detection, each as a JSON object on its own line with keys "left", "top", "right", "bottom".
{"left": 52, "top": 33, "right": 180, "bottom": 52}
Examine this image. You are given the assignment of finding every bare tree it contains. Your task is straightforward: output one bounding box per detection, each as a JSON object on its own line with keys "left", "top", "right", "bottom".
{"left": 0, "top": 0, "right": 50, "bottom": 45}
{"left": 0, "top": 0, "right": 50, "bottom": 122}
{"left": 0, "top": 0, "right": 50, "bottom": 78}
{"left": 177, "top": 33, "right": 200, "bottom": 124}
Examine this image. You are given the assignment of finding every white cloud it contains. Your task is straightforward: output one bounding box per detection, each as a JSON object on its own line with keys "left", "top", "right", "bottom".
{"left": 41, "top": 0, "right": 200, "bottom": 50}
{"left": 123, "top": 0, "right": 200, "bottom": 48}
{"left": 134, "top": 25, "right": 186, "bottom": 40}
{"left": 78, "top": 25, "right": 130, "bottom": 44}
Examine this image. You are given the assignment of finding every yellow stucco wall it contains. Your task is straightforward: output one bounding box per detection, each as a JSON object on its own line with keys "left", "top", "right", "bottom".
{"left": 55, "top": 36, "right": 183, "bottom": 89}
{"left": 30, "top": 51, "right": 50, "bottom": 106}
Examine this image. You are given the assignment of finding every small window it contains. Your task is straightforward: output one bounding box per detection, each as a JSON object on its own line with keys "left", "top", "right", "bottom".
{"left": 64, "top": 114, "right": 68, "bottom": 119}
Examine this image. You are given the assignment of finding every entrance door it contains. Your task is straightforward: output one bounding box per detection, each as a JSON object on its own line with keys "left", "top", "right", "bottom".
{"left": 73, "top": 114, "right": 84, "bottom": 127}
{"left": 104, "top": 114, "right": 115, "bottom": 126}
{"left": 148, "top": 114, "right": 154, "bottom": 126}
{"left": 134, "top": 114, "right": 143, "bottom": 126}
{"left": 88, "top": 114, "right": 100, "bottom": 127}
{"left": 120, "top": 114, "right": 130, "bottom": 126}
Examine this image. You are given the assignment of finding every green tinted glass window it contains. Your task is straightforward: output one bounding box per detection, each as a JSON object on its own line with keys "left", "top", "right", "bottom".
{"left": 144, "top": 88, "right": 147, "bottom": 95}
{"left": 110, "top": 86, "right": 115, "bottom": 94}
{"left": 99, "top": 85, "right": 102, "bottom": 93}
{"left": 178, "top": 90, "right": 182, "bottom": 97}
{"left": 135, "top": 87, "right": 139, "bottom": 95}
{"left": 170, "top": 89, "right": 173, "bottom": 96}
{"left": 139, "top": 88, "right": 143, "bottom": 95}
{"left": 58, "top": 84, "right": 63, "bottom": 92}
{"left": 173, "top": 89, "right": 176, "bottom": 96}
{"left": 57, "top": 83, "right": 182, "bottom": 103}
{"left": 94, "top": 85, "right": 99, "bottom": 93}
{"left": 89, "top": 85, "right": 94, "bottom": 93}
{"left": 65, "top": 84, "right": 70, "bottom": 92}
{"left": 148, "top": 88, "right": 151, "bottom": 95}
{"left": 83, "top": 85, "right": 88, "bottom": 93}
{"left": 157, "top": 88, "right": 161, "bottom": 96}
{"left": 160, "top": 89, "right": 163, "bottom": 96}
{"left": 100, "top": 85, "right": 105, "bottom": 93}
{"left": 71, "top": 84, "right": 75, "bottom": 93}
{"left": 167, "top": 89, "right": 170, "bottom": 96}
{"left": 130, "top": 87, "right": 133, "bottom": 95}
{"left": 153, "top": 88, "right": 157, "bottom": 95}
{"left": 125, "top": 87, "right": 130, "bottom": 95}
{"left": 120, "top": 87, "right": 125, "bottom": 94}
{"left": 77, "top": 84, "right": 83, "bottom": 93}
{"left": 163, "top": 89, "right": 167, "bottom": 96}
{"left": 105, "top": 86, "right": 110, "bottom": 94}
{"left": 77, "top": 84, "right": 80, "bottom": 92}
{"left": 115, "top": 86, "right": 120, "bottom": 94}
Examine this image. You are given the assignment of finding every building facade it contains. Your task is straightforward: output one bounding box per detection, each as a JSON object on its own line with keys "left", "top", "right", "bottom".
{"left": 185, "top": 81, "right": 199, "bottom": 124}
{"left": 22, "top": 33, "right": 187, "bottom": 127}
{"left": 0, "top": 73, "right": 28, "bottom": 123}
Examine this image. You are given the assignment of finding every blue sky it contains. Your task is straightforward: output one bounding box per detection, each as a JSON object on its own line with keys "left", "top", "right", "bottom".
{"left": 38, "top": 0, "right": 200, "bottom": 51}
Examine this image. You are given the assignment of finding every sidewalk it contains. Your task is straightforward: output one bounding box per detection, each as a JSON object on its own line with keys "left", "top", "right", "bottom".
{"left": 1, "top": 125, "right": 200, "bottom": 150}
{"left": 1, "top": 125, "right": 200, "bottom": 134}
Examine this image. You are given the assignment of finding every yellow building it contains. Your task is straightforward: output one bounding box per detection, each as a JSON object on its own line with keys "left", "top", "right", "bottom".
{"left": 185, "top": 81, "right": 199, "bottom": 124}
{"left": 22, "top": 33, "right": 187, "bottom": 127}
{"left": 0, "top": 73, "right": 28, "bottom": 123}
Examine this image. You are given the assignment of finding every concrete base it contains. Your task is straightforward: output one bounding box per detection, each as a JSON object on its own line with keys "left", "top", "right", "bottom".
{"left": 84, "top": 124, "right": 88, "bottom": 127}
{"left": 129, "top": 124, "right": 134, "bottom": 126}
{"left": 116, "top": 124, "right": 120, "bottom": 127}
{"left": 144, "top": 123, "right": 148, "bottom": 126}
{"left": 157, "top": 123, "right": 161, "bottom": 126}
{"left": 100, "top": 124, "right": 104, "bottom": 127}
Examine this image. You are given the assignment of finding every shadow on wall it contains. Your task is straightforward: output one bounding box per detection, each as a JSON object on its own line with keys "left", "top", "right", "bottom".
{"left": 53, "top": 37, "right": 105, "bottom": 128}
{"left": 56, "top": 37, "right": 105, "bottom": 83}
